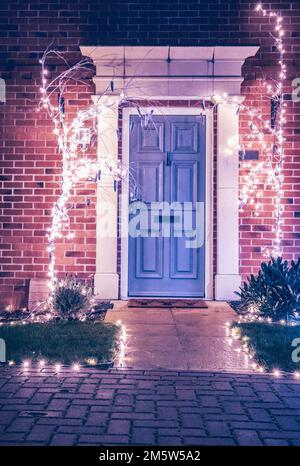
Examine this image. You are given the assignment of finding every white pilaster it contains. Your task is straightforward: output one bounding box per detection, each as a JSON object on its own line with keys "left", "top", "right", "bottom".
{"left": 215, "top": 97, "right": 243, "bottom": 300}
{"left": 94, "top": 95, "right": 120, "bottom": 299}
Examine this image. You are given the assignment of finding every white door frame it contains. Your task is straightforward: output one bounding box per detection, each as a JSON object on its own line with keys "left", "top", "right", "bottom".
{"left": 120, "top": 106, "right": 214, "bottom": 300}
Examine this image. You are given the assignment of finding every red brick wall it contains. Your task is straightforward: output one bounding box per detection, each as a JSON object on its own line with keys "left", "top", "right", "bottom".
{"left": 0, "top": 1, "right": 300, "bottom": 306}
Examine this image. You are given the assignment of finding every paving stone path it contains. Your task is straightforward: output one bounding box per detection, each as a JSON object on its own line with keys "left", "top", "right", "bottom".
{"left": 1, "top": 367, "right": 300, "bottom": 446}
{"left": 105, "top": 303, "right": 246, "bottom": 371}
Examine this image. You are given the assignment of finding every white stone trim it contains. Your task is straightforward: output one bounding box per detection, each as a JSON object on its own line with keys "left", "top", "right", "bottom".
{"left": 120, "top": 106, "right": 213, "bottom": 300}
{"left": 81, "top": 46, "right": 259, "bottom": 300}
{"left": 215, "top": 98, "right": 243, "bottom": 300}
{"left": 28, "top": 278, "right": 48, "bottom": 311}
{"left": 81, "top": 45, "right": 259, "bottom": 99}
{"left": 93, "top": 95, "right": 120, "bottom": 299}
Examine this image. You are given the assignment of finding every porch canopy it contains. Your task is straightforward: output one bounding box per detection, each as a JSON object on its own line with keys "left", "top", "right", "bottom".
{"left": 80, "top": 45, "right": 258, "bottom": 98}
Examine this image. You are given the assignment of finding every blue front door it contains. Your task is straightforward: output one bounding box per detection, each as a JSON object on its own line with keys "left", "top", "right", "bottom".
{"left": 128, "top": 115, "right": 206, "bottom": 297}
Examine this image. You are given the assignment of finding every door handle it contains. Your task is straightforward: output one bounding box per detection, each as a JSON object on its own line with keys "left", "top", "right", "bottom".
{"left": 158, "top": 214, "right": 174, "bottom": 223}
{"left": 166, "top": 152, "right": 172, "bottom": 167}
{"left": 156, "top": 214, "right": 180, "bottom": 224}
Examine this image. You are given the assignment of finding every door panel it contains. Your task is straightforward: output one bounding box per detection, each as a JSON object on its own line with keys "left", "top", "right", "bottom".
{"left": 137, "top": 161, "right": 164, "bottom": 203}
{"left": 128, "top": 115, "right": 205, "bottom": 297}
{"left": 170, "top": 235, "right": 198, "bottom": 279}
{"left": 171, "top": 122, "right": 198, "bottom": 153}
{"left": 171, "top": 161, "right": 197, "bottom": 204}
{"left": 138, "top": 122, "right": 164, "bottom": 153}
{"left": 135, "top": 236, "right": 164, "bottom": 278}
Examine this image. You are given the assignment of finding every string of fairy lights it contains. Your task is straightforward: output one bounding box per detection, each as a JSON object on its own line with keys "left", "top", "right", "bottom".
{"left": 4, "top": 319, "right": 127, "bottom": 372}
{"left": 237, "top": 3, "right": 286, "bottom": 258}
{"left": 37, "top": 51, "right": 132, "bottom": 305}
{"left": 225, "top": 322, "right": 300, "bottom": 379}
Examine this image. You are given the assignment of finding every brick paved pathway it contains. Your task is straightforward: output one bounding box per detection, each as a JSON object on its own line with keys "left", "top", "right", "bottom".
{"left": 1, "top": 367, "right": 300, "bottom": 446}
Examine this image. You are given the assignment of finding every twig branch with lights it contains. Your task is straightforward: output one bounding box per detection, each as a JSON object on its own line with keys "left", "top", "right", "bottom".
{"left": 238, "top": 3, "right": 286, "bottom": 258}
{"left": 37, "top": 50, "right": 128, "bottom": 307}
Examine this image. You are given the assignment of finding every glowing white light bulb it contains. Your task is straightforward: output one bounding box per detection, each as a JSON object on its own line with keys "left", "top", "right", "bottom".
{"left": 55, "top": 363, "right": 61, "bottom": 373}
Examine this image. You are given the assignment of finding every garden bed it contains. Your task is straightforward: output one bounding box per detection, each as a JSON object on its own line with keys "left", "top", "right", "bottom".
{"left": 232, "top": 321, "right": 300, "bottom": 373}
{"left": 0, "top": 301, "right": 113, "bottom": 324}
{"left": 0, "top": 321, "right": 121, "bottom": 366}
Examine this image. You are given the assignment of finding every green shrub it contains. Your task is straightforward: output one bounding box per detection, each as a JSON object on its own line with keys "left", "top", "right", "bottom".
{"left": 53, "top": 276, "right": 93, "bottom": 320}
{"left": 235, "top": 257, "right": 300, "bottom": 321}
